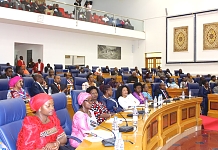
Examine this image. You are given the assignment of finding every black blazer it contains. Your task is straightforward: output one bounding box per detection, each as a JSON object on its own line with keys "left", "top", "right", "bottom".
{"left": 0, "top": 74, "right": 14, "bottom": 79}
{"left": 30, "top": 82, "right": 47, "bottom": 97}
{"left": 51, "top": 83, "right": 67, "bottom": 94}
{"left": 154, "top": 89, "right": 171, "bottom": 99}
{"left": 44, "top": 67, "right": 53, "bottom": 73}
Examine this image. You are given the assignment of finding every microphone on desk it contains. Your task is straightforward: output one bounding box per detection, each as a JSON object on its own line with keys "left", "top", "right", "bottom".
{"left": 113, "top": 106, "right": 134, "bottom": 133}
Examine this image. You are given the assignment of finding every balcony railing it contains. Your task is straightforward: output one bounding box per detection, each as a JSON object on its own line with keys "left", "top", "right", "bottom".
{"left": 0, "top": 0, "right": 144, "bottom": 32}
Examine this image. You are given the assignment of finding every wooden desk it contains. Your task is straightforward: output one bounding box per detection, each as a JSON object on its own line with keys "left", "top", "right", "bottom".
{"left": 76, "top": 97, "right": 202, "bottom": 150}
{"left": 208, "top": 94, "right": 218, "bottom": 118}
{"left": 26, "top": 96, "right": 74, "bottom": 118}
{"left": 166, "top": 88, "right": 188, "bottom": 98}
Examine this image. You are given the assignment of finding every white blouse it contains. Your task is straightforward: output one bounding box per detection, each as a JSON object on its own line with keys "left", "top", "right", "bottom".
{"left": 118, "top": 94, "right": 140, "bottom": 110}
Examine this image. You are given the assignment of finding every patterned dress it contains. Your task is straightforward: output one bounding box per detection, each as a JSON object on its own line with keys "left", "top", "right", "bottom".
{"left": 16, "top": 112, "right": 66, "bottom": 150}
{"left": 91, "top": 101, "right": 109, "bottom": 124}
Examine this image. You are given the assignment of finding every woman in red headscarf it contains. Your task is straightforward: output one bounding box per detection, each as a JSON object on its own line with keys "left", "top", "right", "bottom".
{"left": 7, "top": 76, "right": 30, "bottom": 101}
{"left": 17, "top": 93, "right": 69, "bottom": 150}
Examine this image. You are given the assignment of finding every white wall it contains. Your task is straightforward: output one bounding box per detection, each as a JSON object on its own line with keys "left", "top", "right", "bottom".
{"left": 92, "top": 0, "right": 218, "bottom": 74}
{"left": 0, "top": 22, "right": 144, "bottom": 69}
{"left": 14, "top": 43, "right": 43, "bottom": 65}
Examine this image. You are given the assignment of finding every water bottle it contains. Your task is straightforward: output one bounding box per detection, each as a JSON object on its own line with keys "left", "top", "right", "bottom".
{"left": 48, "top": 87, "right": 52, "bottom": 95}
{"left": 144, "top": 100, "right": 149, "bottom": 113}
{"left": 112, "top": 117, "right": 119, "bottom": 136}
{"left": 132, "top": 106, "right": 138, "bottom": 126}
{"left": 154, "top": 96, "right": 157, "bottom": 107}
{"left": 114, "top": 132, "right": 124, "bottom": 150}
{"left": 159, "top": 94, "right": 163, "bottom": 106}
{"left": 189, "top": 90, "right": 192, "bottom": 97}
{"left": 182, "top": 91, "right": 185, "bottom": 100}
{"left": 158, "top": 94, "right": 161, "bottom": 106}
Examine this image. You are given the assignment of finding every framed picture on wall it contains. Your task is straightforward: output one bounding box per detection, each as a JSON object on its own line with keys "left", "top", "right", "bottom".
{"left": 97, "top": 45, "right": 121, "bottom": 60}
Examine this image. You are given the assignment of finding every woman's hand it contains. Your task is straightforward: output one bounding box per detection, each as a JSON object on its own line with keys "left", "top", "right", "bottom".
{"left": 43, "top": 142, "right": 59, "bottom": 150}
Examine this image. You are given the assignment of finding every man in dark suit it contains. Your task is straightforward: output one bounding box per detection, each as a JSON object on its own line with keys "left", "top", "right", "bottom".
{"left": 102, "top": 66, "right": 110, "bottom": 73}
{"left": 154, "top": 82, "right": 171, "bottom": 99}
{"left": 0, "top": 67, "right": 14, "bottom": 79}
{"left": 51, "top": 75, "right": 68, "bottom": 94}
{"left": 44, "top": 63, "right": 53, "bottom": 73}
{"left": 15, "top": 66, "right": 25, "bottom": 77}
{"left": 127, "top": 71, "right": 138, "bottom": 83}
{"left": 30, "top": 74, "right": 47, "bottom": 97}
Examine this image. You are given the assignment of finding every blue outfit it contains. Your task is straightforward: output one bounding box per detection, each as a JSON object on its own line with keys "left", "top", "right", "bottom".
{"left": 30, "top": 82, "right": 47, "bottom": 97}
{"left": 200, "top": 87, "right": 211, "bottom": 116}
{"left": 142, "top": 92, "right": 153, "bottom": 100}
{"left": 100, "top": 96, "right": 123, "bottom": 113}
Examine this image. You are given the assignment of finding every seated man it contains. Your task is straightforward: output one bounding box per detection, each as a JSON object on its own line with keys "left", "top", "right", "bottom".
{"left": 127, "top": 71, "right": 138, "bottom": 83}
{"left": 44, "top": 63, "right": 53, "bottom": 73}
{"left": 64, "top": 72, "right": 74, "bottom": 85}
{"left": 108, "top": 76, "right": 122, "bottom": 88}
{"left": 51, "top": 75, "right": 68, "bottom": 94}
{"left": 0, "top": 67, "right": 14, "bottom": 79}
{"left": 213, "top": 83, "right": 218, "bottom": 93}
{"left": 166, "top": 78, "right": 179, "bottom": 89}
{"left": 45, "top": 69, "right": 55, "bottom": 84}
{"left": 30, "top": 74, "right": 47, "bottom": 97}
{"left": 111, "top": 67, "right": 120, "bottom": 76}
{"left": 154, "top": 82, "right": 171, "bottom": 99}
{"left": 15, "top": 66, "right": 25, "bottom": 77}
{"left": 102, "top": 66, "right": 110, "bottom": 73}
{"left": 209, "top": 75, "right": 217, "bottom": 85}
{"left": 157, "top": 69, "right": 165, "bottom": 77}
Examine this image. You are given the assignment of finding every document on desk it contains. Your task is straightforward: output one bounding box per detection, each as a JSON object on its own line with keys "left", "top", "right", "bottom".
{"left": 85, "top": 129, "right": 113, "bottom": 142}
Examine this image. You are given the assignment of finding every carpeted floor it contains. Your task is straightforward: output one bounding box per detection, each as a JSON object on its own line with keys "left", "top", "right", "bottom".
{"left": 200, "top": 115, "right": 218, "bottom": 131}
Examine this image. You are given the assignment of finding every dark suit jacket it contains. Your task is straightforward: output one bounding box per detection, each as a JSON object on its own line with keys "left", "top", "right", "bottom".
{"left": 15, "top": 73, "right": 25, "bottom": 77}
{"left": 154, "top": 89, "right": 171, "bottom": 99}
{"left": 51, "top": 83, "right": 67, "bottom": 94}
{"left": 30, "top": 82, "right": 47, "bottom": 97}
{"left": 44, "top": 67, "right": 53, "bottom": 73}
{"left": 127, "top": 75, "right": 138, "bottom": 83}
{"left": 111, "top": 71, "right": 121, "bottom": 75}
{"left": 0, "top": 74, "right": 14, "bottom": 79}
{"left": 102, "top": 69, "right": 110, "bottom": 73}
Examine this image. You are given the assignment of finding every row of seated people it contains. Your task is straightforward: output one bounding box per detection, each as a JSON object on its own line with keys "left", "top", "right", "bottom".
{"left": 0, "top": 78, "right": 157, "bottom": 149}
{"left": 0, "top": 0, "right": 135, "bottom": 30}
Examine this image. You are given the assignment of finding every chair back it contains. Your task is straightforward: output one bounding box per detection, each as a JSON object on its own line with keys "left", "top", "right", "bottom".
{"left": 83, "top": 68, "right": 90, "bottom": 73}
{"left": 104, "top": 78, "right": 111, "bottom": 85}
{"left": 68, "top": 65, "right": 76, "bottom": 70}
{"left": 122, "top": 74, "right": 131, "bottom": 84}
{"left": 0, "top": 98, "right": 26, "bottom": 150}
{"left": 178, "top": 78, "right": 182, "bottom": 87}
{"left": 188, "top": 83, "right": 200, "bottom": 96}
{"left": 58, "top": 73, "right": 65, "bottom": 77}
{"left": 210, "top": 83, "right": 216, "bottom": 93}
{"left": 0, "top": 79, "right": 9, "bottom": 100}
{"left": 1, "top": 66, "right": 11, "bottom": 72}
{"left": 92, "top": 66, "right": 99, "bottom": 71}
{"left": 151, "top": 83, "right": 160, "bottom": 98}
{"left": 23, "top": 77, "right": 34, "bottom": 96}
{"left": 78, "top": 73, "right": 88, "bottom": 78}
{"left": 73, "top": 77, "right": 87, "bottom": 90}
{"left": 112, "top": 88, "right": 117, "bottom": 100}
{"left": 52, "top": 93, "right": 72, "bottom": 135}
{"left": 54, "top": 64, "right": 63, "bottom": 69}
{"left": 125, "top": 83, "right": 134, "bottom": 93}
{"left": 71, "top": 90, "right": 85, "bottom": 112}
{"left": 42, "top": 73, "right": 48, "bottom": 79}
{"left": 70, "top": 69, "right": 79, "bottom": 77}
{"left": 55, "top": 69, "right": 63, "bottom": 74}
{"left": 180, "top": 74, "right": 187, "bottom": 78}
{"left": 205, "top": 77, "right": 211, "bottom": 82}
{"left": 174, "top": 70, "right": 179, "bottom": 76}
{"left": 193, "top": 77, "right": 200, "bottom": 83}
{"left": 60, "top": 77, "right": 67, "bottom": 85}
{"left": 154, "top": 77, "right": 161, "bottom": 83}
{"left": 121, "top": 67, "right": 129, "bottom": 72}
{"left": 47, "top": 78, "right": 54, "bottom": 86}
{"left": 151, "top": 68, "right": 156, "bottom": 73}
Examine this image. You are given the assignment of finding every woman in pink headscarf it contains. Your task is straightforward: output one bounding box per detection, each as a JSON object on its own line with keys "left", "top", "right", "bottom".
{"left": 7, "top": 76, "right": 30, "bottom": 101}
{"left": 70, "top": 92, "right": 98, "bottom": 148}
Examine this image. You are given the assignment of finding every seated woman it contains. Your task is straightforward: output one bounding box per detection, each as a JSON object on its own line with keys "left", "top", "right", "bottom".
{"left": 96, "top": 75, "right": 104, "bottom": 87}
{"left": 166, "top": 78, "right": 179, "bottom": 89}
{"left": 116, "top": 85, "right": 140, "bottom": 110}
{"left": 70, "top": 92, "right": 98, "bottom": 148}
{"left": 86, "top": 86, "right": 111, "bottom": 124}
{"left": 22, "top": 65, "right": 30, "bottom": 75}
{"left": 7, "top": 76, "right": 30, "bottom": 101}
{"left": 82, "top": 73, "right": 96, "bottom": 90}
{"left": 17, "top": 93, "right": 68, "bottom": 150}
{"left": 180, "top": 77, "right": 188, "bottom": 88}
{"left": 201, "top": 81, "right": 211, "bottom": 116}
{"left": 178, "top": 69, "right": 184, "bottom": 76}
{"left": 132, "top": 82, "right": 146, "bottom": 104}
{"left": 187, "top": 73, "right": 194, "bottom": 83}
{"left": 165, "top": 68, "right": 172, "bottom": 76}
{"left": 99, "top": 85, "right": 123, "bottom": 113}
{"left": 142, "top": 84, "right": 153, "bottom": 101}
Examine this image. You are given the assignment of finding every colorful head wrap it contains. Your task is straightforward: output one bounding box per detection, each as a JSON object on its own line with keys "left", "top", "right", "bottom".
{"left": 8, "top": 76, "right": 22, "bottom": 88}
{"left": 30, "top": 93, "right": 53, "bottom": 111}
{"left": 78, "top": 92, "right": 91, "bottom": 105}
